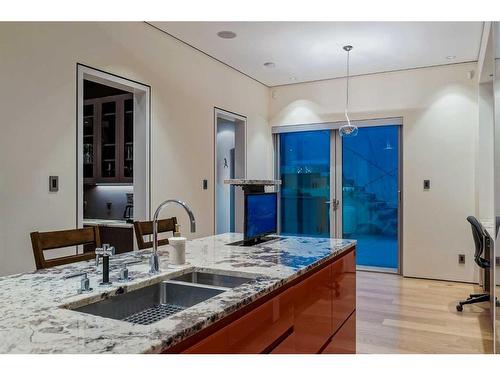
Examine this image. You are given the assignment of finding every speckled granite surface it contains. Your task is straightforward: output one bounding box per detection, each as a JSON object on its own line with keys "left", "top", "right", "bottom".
{"left": 0, "top": 233, "right": 355, "bottom": 353}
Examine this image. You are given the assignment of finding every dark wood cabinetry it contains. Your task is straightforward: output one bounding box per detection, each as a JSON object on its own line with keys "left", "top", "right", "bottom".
{"left": 83, "top": 225, "right": 134, "bottom": 254}
{"left": 99, "top": 226, "right": 134, "bottom": 254}
{"left": 83, "top": 94, "right": 133, "bottom": 184}
{"left": 171, "top": 247, "right": 356, "bottom": 354}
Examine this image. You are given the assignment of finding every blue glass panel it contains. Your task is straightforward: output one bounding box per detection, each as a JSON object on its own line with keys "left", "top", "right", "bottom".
{"left": 342, "top": 125, "right": 399, "bottom": 269}
{"left": 279, "top": 131, "right": 330, "bottom": 237}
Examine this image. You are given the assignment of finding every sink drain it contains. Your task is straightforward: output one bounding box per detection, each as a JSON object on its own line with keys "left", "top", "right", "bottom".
{"left": 122, "top": 304, "right": 185, "bottom": 325}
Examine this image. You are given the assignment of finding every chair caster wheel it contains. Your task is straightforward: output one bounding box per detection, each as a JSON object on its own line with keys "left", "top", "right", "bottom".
{"left": 456, "top": 304, "right": 463, "bottom": 312}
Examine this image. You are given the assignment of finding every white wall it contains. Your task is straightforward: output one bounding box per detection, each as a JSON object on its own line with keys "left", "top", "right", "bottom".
{"left": 0, "top": 22, "right": 272, "bottom": 276}
{"left": 269, "top": 63, "right": 479, "bottom": 282}
{"left": 476, "top": 82, "right": 495, "bottom": 223}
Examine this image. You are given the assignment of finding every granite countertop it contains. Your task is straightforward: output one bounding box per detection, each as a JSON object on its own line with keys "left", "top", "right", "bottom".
{"left": 83, "top": 219, "right": 133, "bottom": 228}
{"left": 0, "top": 233, "right": 355, "bottom": 353}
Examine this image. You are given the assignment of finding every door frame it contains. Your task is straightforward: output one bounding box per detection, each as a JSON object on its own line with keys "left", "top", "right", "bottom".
{"left": 76, "top": 64, "right": 151, "bottom": 246}
{"left": 273, "top": 117, "right": 403, "bottom": 275}
{"left": 213, "top": 107, "right": 247, "bottom": 235}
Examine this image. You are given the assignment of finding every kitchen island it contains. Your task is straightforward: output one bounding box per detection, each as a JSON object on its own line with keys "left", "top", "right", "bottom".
{"left": 0, "top": 233, "right": 355, "bottom": 354}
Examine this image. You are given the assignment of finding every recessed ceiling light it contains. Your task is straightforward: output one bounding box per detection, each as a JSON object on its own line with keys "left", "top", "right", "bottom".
{"left": 217, "top": 31, "right": 237, "bottom": 39}
{"left": 446, "top": 55, "right": 456, "bottom": 60}
{"left": 263, "top": 62, "right": 276, "bottom": 68}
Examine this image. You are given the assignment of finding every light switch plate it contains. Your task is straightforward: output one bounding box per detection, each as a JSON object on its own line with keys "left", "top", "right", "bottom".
{"left": 49, "top": 176, "right": 59, "bottom": 192}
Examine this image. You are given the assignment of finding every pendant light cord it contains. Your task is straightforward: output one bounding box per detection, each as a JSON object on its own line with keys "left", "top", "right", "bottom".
{"left": 344, "top": 46, "right": 352, "bottom": 126}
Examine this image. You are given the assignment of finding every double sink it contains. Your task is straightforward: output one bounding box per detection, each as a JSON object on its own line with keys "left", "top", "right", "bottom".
{"left": 71, "top": 271, "right": 257, "bottom": 325}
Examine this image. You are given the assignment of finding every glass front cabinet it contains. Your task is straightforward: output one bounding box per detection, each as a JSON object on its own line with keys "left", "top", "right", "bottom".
{"left": 83, "top": 94, "right": 133, "bottom": 184}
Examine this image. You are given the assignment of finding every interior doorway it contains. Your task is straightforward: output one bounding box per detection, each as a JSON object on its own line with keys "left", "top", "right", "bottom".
{"left": 214, "top": 108, "right": 246, "bottom": 234}
{"left": 77, "top": 65, "right": 151, "bottom": 252}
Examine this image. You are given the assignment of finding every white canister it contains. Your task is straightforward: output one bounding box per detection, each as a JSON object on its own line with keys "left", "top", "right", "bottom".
{"left": 168, "top": 236, "right": 186, "bottom": 265}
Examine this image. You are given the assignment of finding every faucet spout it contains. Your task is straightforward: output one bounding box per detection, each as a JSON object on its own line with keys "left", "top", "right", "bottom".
{"left": 150, "top": 199, "right": 196, "bottom": 274}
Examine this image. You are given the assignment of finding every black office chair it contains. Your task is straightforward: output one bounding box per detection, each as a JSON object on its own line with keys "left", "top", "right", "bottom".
{"left": 456, "top": 216, "right": 491, "bottom": 312}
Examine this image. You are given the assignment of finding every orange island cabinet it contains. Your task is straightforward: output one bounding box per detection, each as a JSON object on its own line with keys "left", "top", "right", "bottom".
{"left": 164, "top": 246, "right": 356, "bottom": 354}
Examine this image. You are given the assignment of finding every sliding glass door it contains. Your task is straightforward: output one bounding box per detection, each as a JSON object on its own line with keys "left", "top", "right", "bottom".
{"left": 279, "top": 130, "right": 331, "bottom": 237}
{"left": 276, "top": 123, "right": 401, "bottom": 272}
{"left": 341, "top": 126, "right": 399, "bottom": 271}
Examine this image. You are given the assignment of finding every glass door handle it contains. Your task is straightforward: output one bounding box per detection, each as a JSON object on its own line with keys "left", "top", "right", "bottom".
{"left": 325, "top": 199, "right": 340, "bottom": 210}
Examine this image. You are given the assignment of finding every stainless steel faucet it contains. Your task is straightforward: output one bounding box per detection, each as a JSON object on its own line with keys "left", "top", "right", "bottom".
{"left": 63, "top": 272, "right": 92, "bottom": 294}
{"left": 150, "top": 199, "right": 196, "bottom": 274}
{"left": 95, "top": 244, "right": 115, "bottom": 285}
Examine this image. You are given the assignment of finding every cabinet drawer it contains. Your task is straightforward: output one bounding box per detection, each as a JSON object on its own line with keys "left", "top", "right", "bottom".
{"left": 182, "top": 330, "right": 228, "bottom": 354}
{"left": 226, "top": 289, "right": 294, "bottom": 353}
{"left": 321, "top": 312, "right": 356, "bottom": 354}
{"left": 332, "top": 250, "right": 356, "bottom": 332}
{"left": 269, "top": 329, "right": 296, "bottom": 354}
{"left": 293, "top": 265, "right": 333, "bottom": 353}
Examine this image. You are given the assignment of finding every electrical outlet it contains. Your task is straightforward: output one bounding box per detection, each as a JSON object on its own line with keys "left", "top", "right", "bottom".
{"left": 458, "top": 254, "right": 465, "bottom": 264}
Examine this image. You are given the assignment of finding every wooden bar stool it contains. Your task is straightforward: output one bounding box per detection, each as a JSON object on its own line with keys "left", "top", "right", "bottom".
{"left": 133, "top": 217, "right": 177, "bottom": 250}
{"left": 30, "top": 226, "right": 101, "bottom": 270}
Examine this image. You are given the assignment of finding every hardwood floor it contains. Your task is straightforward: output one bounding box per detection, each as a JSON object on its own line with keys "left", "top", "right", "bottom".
{"left": 356, "top": 271, "right": 493, "bottom": 354}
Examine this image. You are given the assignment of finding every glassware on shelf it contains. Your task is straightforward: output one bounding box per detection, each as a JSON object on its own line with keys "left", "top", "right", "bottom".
{"left": 83, "top": 144, "right": 93, "bottom": 164}
{"left": 126, "top": 144, "right": 133, "bottom": 160}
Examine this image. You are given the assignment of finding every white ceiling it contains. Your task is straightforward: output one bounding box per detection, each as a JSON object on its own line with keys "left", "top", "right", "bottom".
{"left": 150, "top": 22, "right": 483, "bottom": 87}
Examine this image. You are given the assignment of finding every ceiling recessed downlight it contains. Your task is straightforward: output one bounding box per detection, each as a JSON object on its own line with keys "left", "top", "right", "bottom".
{"left": 446, "top": 55, "right": 456, "bottom": 60}
{"left": 217, "top": 31, "right": 237, "bottom": 39}
{"left": 263, "top": 62, "right": 276, "bottom": 68}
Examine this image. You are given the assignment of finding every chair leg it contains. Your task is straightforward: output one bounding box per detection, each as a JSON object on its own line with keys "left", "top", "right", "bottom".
{"left": 457, "top": 294, "right": 489, "bottom": 311}
{"left": 469, "top": 293, "right": 485, "bottom": 298}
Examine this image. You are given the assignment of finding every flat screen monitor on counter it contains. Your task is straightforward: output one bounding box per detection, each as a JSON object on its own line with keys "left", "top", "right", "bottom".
{"left": 244, "top": 192, "right": 277, "bottom": 243}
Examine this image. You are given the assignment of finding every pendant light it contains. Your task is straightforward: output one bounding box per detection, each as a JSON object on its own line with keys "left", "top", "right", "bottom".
{"left": 339, "top": 45, "right": 358, "bottom": 137}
